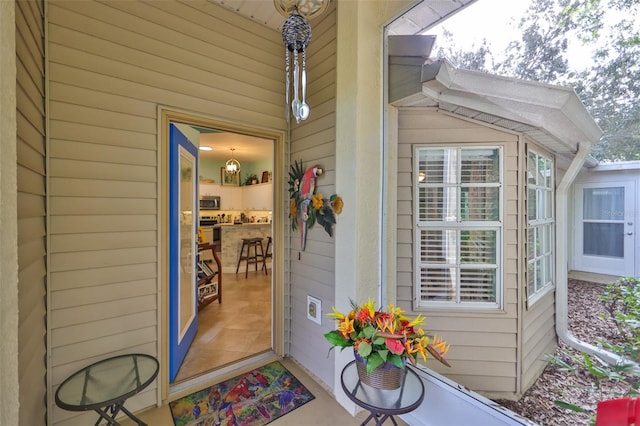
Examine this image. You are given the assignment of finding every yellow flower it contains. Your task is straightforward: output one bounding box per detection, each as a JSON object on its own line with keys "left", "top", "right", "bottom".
{"left": 363, "top": 299, "right": 376, "bottom": 318}
{"left": 415, "top": 338, "right": 428, "bottom": 360}
{"left": 387, "top": 304, "right": 405, "bottom": 318}
{"left": 408, "top": 314, "right": 426, "bottom": 328}
{"left": 312, "top": 193, "right": 324, "bottom": 210}
{"left": 331, "top": 196, "right": 344, "bottom": 214}
{"left": 290, "top": 199, "right": 297, "bottom": 217}
{"left": 337, "top": 316, "right": 354, "bottom": 338}
{"left": 327, "top": 306, "right": 346, "bottom": 320}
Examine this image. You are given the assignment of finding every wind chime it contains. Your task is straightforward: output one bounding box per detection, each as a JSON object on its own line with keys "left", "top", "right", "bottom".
{"left": 275, "top": 0, "right": 330, "bottom": 123}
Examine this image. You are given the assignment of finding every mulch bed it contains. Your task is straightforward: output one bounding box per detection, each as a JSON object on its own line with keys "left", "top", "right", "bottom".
{"left": 492, "top": 279, "right": 630, "bottom": 425}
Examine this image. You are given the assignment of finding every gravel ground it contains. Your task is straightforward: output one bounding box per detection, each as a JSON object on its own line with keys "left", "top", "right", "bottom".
{"left": 493, "top": 279, "right": 630, "bottom": 425}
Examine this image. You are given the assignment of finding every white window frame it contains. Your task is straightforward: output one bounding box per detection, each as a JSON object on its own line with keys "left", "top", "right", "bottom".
{"left": 414, "top": 145, "right": 503, "bottom": 310}
{"left": 526, "top": 150, "right": 555, "bottom": 305}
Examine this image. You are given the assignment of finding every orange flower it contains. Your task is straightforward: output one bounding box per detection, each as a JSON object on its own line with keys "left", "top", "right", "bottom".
{"left": 312, "top": 193, "right": 324, "bottom": 210}
{"left": 430, "top": 335, "right": 450, "bottom": 357}
{"left": 337, "top": 316, "right": 354, "bottom": 338}
{"left": 376, "top": 316, "right": 397, "bottom": 334}
{"left": 331, "top": 196, "right": 344, "bottom": 214}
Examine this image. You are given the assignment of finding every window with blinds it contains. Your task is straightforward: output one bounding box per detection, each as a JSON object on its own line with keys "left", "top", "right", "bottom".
{"left": 526, "top": 151, "right": 555, "bottom": 304}
{"left": 415, "top": 147, "right": 503, "bottom": 309}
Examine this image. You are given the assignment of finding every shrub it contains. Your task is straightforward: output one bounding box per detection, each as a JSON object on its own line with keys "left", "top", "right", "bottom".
{"left": 599, "top": 277, "right": 640, "bottom": 362}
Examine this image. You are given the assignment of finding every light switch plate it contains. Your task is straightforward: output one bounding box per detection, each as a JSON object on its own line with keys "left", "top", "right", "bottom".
{"left": 307, "top": 296, "right": 322, "bottom": 325}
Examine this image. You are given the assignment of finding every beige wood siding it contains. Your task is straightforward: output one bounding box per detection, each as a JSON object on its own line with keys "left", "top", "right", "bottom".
{"left": 397, "top": 108, "right": 521, "bottom": 395}
{"left": 47, "top": 1, "right": 285, "bottom": 423}
{"left": 288, "top": 4, "right": 338, "bottom": 388}
{"left": 16, "top": 0, "right": 47, "bottom": 424}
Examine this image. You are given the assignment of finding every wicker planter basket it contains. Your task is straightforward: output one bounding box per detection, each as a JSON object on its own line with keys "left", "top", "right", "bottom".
{"left": 354, "top": 352, "right": 406, "bottom": 390}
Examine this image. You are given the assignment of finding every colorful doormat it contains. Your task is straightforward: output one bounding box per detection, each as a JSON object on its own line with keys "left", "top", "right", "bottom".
{"left": 169, "top": 361, "right": 315, "bottom": 426}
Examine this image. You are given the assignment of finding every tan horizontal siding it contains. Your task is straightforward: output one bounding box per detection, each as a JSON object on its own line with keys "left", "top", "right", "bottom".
{"left": 16, "top": 1, "right": 47, "bottom": 424}
{"left": 47, "top": 1, "right": 286, "bottom": 422}
{"left": 288, "top": 3, "right": 337, "bottom": 388}
{"left": 396, "top": 108, "right": 521, "bottom": 395}
{"left": 522, "top": 290, "right": 557, "bottom": 389}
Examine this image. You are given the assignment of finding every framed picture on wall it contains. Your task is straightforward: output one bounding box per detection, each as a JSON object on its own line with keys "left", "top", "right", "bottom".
{"left": 221, "top": 168, "right": 240, "bottom": 186}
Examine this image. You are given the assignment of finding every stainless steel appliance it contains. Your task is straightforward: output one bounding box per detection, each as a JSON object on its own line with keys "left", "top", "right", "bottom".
{"left": 199, "top": 195, "right": 220, "bottom": 210}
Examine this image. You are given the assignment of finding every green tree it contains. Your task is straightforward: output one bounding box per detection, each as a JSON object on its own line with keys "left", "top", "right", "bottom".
{"left": 434, "top": 0, "right": 640, "bottom": 161}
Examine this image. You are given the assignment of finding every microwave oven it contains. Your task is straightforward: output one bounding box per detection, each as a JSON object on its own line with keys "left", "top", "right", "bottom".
{"left": 199, "top": 196, "right": 220, "bottom": 210}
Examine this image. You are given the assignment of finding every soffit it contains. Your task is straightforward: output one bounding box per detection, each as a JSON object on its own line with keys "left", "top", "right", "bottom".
{"left": 206, "top": 0, "right": 476, "bottom": 34}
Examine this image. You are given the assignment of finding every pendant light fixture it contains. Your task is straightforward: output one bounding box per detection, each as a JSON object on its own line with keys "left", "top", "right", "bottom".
{"left": 225, "top": 148, "right": 240, "bottom": 175}
{"left": 275, "top": 0, "right": 330, "bottom": 123}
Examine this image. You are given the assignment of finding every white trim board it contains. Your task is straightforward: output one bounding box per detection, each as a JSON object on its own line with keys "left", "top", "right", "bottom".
{"left": 401, "top": 366, "right": 537, "bottom": 426}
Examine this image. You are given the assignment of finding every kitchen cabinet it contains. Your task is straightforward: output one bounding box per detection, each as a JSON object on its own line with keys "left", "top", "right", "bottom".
{"left": 199, "top": 182, "right": 271, "bottom": 210}
{"left": 242, "top": 182, "right": 272, "bottom": 210}
{"left": 221, "top": 186, "right": 242, "bottom": 210}
{"left": 199, "top": 183, "right": 240, "bottom": 209}
{"left": 200, "top": 183, "right": 218, "bottom": 196}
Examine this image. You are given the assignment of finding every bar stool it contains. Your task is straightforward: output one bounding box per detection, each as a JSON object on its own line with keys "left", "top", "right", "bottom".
{"left": 236, "top": 237, "right": 265, "bottom": 278}
{"left": 262, "top": 236, "right": 272, "bottom": 274}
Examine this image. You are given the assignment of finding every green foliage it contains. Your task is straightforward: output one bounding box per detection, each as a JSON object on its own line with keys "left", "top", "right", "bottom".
{"left": 546, "top": 276, "right": 640, "bottom": 420}
{"left": 437, "top": 0, "right": 640, "bottom": 162}
{"left": 599, "top": 277, "right": 640, "bottom": 361}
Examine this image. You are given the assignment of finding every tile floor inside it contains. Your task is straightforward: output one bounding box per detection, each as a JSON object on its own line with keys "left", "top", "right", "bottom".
{"left": 174, "top": 269, "right": 272, "bottom": 382}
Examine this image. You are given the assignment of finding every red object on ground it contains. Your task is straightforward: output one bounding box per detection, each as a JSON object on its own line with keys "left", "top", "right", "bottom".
{"left": 596, "top": 397, "right": 640, "bottom": 425}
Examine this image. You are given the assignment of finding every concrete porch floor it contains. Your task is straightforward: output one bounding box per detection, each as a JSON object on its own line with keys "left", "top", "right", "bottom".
{"left": 122, "top": 357, "right": 402, "bottom": 426}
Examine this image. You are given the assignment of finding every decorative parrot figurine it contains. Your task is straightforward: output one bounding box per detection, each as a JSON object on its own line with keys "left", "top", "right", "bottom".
{"left": 288, "top": 160, "right": 343, "bottom": 251}
{"left": 299, "top": 165, "right": 323, "bottom": 250}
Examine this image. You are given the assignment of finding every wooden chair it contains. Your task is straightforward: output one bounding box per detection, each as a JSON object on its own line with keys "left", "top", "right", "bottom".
{"left": 197, "top": 242, "right": 222, "bottom": 308}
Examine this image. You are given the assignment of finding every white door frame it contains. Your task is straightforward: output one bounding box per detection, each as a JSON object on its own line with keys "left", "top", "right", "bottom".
{"left": 573, "top": 180, "right": 636, "bottom": 277}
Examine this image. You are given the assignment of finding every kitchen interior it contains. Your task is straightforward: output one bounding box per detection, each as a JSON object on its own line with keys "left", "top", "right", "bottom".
{"left": 174, "top": 126, "right": 274, "bottom": 383}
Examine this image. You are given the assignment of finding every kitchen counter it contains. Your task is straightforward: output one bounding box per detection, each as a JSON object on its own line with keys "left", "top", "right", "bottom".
{"left": 215, "top": 222, "right": 271, "bottom": 227}
{"left": 218, "top": 223, "right": 271, "bottom": 273}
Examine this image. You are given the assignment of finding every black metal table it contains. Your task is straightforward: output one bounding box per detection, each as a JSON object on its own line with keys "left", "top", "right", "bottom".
{"left": 341, "top": 360, "right": 425, "bottom": 426}
{"left": 55, "top": 353, "right": 159, "bottom": 426}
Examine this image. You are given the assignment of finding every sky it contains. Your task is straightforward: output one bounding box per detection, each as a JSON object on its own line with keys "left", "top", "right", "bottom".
{"left": 427, "top": 0, "right": 596, "bottom": 71}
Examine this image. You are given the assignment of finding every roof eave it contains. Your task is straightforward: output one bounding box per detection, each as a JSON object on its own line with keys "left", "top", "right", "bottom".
{"left": 395, "top": 59, "right": 603, "bottom": 154}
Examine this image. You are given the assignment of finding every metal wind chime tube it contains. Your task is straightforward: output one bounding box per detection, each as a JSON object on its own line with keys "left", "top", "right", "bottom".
{"left": 282, "top": 13, "right": 311, "bottom": 123}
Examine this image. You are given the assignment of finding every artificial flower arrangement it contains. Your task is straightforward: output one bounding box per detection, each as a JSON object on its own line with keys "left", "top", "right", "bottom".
{"left": 324, "top": 299, "right": 451, "bottom": 374}
{"left": 288, "top": 160, "right": 343, "bottom": 250}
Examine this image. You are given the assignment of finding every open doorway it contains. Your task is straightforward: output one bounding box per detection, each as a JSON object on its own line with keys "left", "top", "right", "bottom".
{"left": 160, "top": 110, "right": 285, "bottom": 397}
{"left": 174, "top": 126, "right": 274, "bottom": 382}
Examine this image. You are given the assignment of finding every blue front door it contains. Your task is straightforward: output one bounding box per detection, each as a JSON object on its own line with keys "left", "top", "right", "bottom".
{"left": 168, "top": 123, "right": 199, "bottom": 382}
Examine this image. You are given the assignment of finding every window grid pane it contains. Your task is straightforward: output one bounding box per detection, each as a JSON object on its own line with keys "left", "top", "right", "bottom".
{"left": 526, "top": 150, "right": 555, "bottom": 303}
{"left": 460, "top": 269, "right": 496, "bottom": 302}
{"left": 416, "top": 147, "right": 501, "bottom": 307}
{"left": 420, "top": 268, "right": 457, "bottom": 302}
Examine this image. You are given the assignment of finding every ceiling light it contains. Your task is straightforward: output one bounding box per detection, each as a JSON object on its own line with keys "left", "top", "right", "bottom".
{"left": 225, "top": 148, "right": 241, "bottom": 175}
{"left": 199, "top": 146, "right": 213, "bottom": 151}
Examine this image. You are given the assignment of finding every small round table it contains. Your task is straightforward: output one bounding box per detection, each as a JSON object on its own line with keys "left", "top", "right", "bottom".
{"left": 55, "top": 353, "right": 159, "bottom": 426}
{"left": 341, "top": 360, "right": 425, "bottom": 426}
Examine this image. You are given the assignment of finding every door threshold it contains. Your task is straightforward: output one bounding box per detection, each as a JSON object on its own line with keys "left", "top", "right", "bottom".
{"left": 167, "top": 351, "right": 279, "bottom": 400}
